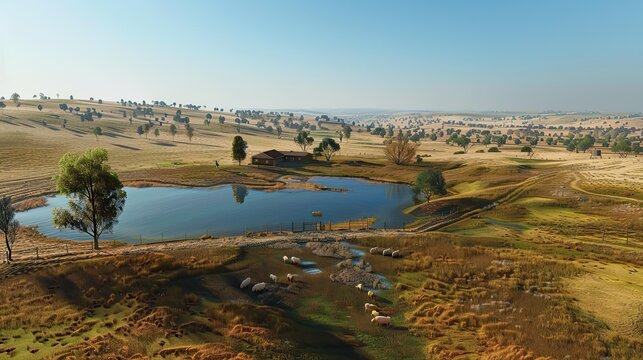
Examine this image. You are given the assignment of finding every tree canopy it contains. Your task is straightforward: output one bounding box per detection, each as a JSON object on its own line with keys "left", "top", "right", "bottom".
{"left": 294, "top": 131, "right": 314, "bottom": 151}
{"left": 314, "top": 137, "right": 341, "bottom": 161}
{"left": 0, "top": 196, "right": 19, "bottom": 261}
{"left": 384, "top": 133, "right": 418, "bottom": 165}
{"left": 232, "top": 136, "right": 247, "bottom": 165}
{"left": 52, "top": 148, "right": 126, "bottom": 250}
{"left": 413, "top": 168, "right": 447, "bottom": 204}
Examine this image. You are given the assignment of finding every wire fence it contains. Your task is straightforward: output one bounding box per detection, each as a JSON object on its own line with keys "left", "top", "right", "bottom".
{"left": 3, "top": 217, "right": 417, "bottom": 263}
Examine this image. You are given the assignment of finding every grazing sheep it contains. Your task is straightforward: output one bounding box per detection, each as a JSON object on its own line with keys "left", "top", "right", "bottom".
{"left": 290, "top": 256, "right": 301, "bottom": 265}
{"left": 371, "top": 310, "right": 380, "bottom": 317}
{"left": 282, "top": 255, "right": 290, "bottom": 263}
{"left": 382, "top": 248, "right": 392, "bottom": 256}
{"left": 240, "top": 277, "right": 252, "bottom": 289}
{"left": 269, "top": 274, "right": 277, "bottom": 284}
{"left": 355, "top": 283, "right": 364, "bottom": 291}
{"left": 287, "top": 273, "right": 297, "bottom": 282}
{"left": 364, "top": 303, "right": 379, "bottom": 312}
{"left": 252, "top": 282, "right": 266, "bottom": 292}
{"left": 369, "top": 247, "right": 380, "bottom": 255}
{"left": 371, "top": 316, "right": 391, "bottom": 326}
{"left": 391, "top": 250, "right": 401, "bottom": 258}
{"left": 367, "top": 290, "right": 376, "bottom": 299}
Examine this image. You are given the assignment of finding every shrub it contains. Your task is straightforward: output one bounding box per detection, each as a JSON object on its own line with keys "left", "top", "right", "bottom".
{"left": 475, "top": 149, "right": 485, "bottom": 153}
{"left": 488, "top": 147, "right": 500, "bottom": 152}
{"left": 453, "top": 151, "right": 465, "bottom": 155}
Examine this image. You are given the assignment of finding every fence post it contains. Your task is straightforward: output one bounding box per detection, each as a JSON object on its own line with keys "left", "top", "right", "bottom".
{"left": 402, "top": 223, "right": 405, "bottom": 232}
{"left": 384, "top": 221, "right": 387, "bottom": 231}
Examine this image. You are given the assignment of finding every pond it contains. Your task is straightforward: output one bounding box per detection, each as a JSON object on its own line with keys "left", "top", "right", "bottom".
{"left": 16, "top": 177, "right": 415, "bottom": 243}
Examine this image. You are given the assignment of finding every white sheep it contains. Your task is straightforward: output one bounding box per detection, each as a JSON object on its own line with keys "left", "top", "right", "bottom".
{"left": 287, "top": 273, "right": 297, "bottom": 282}
{"left": 371, "top": 316, "right": 391, "bottom": 326}
{"left": 252, "top": 282, "right": 266, "bottom": 292}
{"left": 269, "top": 274, "right": 277, "bottom": 284}
{"left": 282, "top": 255, "right": 290, "bottom": 263}
{"left": 382, "top": 248, "right": 392, "bottom": 256}
{"left": 369, "top": 247, "right": 380, "bottom": 255}
{"left": 367, "top": 290, "right": 376, "bottom": 299}
{"left": 391, "top": 250, "right": 401, "bottom": 258}
{"left": 240, "top": 277, "right": 252, "bottom": 289}
{"left": 364, "top": 303, "right": 379, "bottom": 312}
{"left": 371, "top": 310, "right": 380, "bottom": 317}
{"left": 355, "top": 283, "right": 364, "bottom": 291}
{"left": 290, "top": 256, "right": 301, "bottom": 265}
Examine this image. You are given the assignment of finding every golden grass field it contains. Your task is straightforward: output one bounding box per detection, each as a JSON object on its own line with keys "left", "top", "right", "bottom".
{"left": 0, "top": 99, "right": 641, "bottom": 359}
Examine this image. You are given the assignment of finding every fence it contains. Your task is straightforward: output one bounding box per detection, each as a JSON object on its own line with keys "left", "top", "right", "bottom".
{"left": 2, "top": 216, "right": 416, "bottom": 263}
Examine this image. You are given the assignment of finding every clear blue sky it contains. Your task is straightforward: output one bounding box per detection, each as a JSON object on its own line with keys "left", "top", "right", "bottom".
{"left": 1, "top": 0, "right": 642, "bottom": 112}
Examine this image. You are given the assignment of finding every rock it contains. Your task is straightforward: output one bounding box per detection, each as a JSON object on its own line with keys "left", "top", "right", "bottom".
{"left": 330, "top": 266, "right": 386, "bottom": 289}
{"left": 306, "top": 241, "right": 354, "bottom": 259}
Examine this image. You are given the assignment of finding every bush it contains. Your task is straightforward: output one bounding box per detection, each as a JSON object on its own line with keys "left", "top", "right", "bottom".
{"left": 453, "top": 151, "right": 465, "bottom": 155}
{"left": 488, "top": 147, "right": 500, "bottom": 152}
{"left": 475, "top": 149, "right": 485, "bottom": 153}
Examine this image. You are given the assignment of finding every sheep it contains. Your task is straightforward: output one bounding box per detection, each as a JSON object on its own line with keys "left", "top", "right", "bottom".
{"left": 269, "top": 274, "right": 277, "bottom": 284}
{"left": 355, "top": 283, "right": 364, "bottom": 291}
{"left": 240, "top": 277, "right": 252, "bottom": 289}
{"left": 382, "top": 248, "right": 392, "bottom": 256}
{"left": 367, "top": 290, "right": 376, "bottom": 299}
{"left": 282, "top": 255, "right": 290, "bottom": 263}
{"left": 287, "top": 273, "right": 297, "bottom": 282}
{"left": 391, "top": 250, "right": 401, "bottom": 258}
{"left": 371, "top": 310, "right": 380, "bottom": 318}
{"left": 371, "top": 316, "right": 391, "bottom": 326}
{"left": 364, "top": 303, "right": 379, "bottom": 312}
{"left": 369, "top": 247, "right": 380, "bottom": 255}
{"left": 252, "top": 282, "right": 266, "bottom": 292}
{"left": 290, "top": 256, "right": 301, "bottom": 265}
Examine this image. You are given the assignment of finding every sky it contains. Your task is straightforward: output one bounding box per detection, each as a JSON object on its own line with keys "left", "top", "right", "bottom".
{"left": 1, "top": 0, "right": 642, "bottom": 112}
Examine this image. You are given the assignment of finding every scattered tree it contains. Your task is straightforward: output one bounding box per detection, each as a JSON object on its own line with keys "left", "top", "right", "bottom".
{"left": 186, "top": 124, "right": 194, "bottom": 142}
{"left": 0, "top": 196, "right": 19, "bottom": 261}
{"left": 413, "top": 168, "right": 447, "bottom": 204}
{"left": 384, "top": 134, "right": 419, "bottom": 165}
{"left": 169, "top": 124, "right": 178, "bottom": 141}
{"left": 52, "top": 148, "right": 127, "bottom": 250}
{"left": 314, "top": 137, "right": 341, "bottom": 161}
{"left": 37, "top": 104, "right": 43, "bottom": 111}
{"left": 611, "top": 138, "right": 632, "bottom": 158}
{"left": 520, "top": 146, "right": 534, "bottom": 159}
{"left": 136, "top": 125, "right": 144, "bottom": 137}
{"left": 294, "top": 131, "right": 314, "bottom": 151}
{"left": 231, "top": 136, "right": 247, "bottom": 165}
{"left": 93, "top": 126, "right": 103, "bottom": 140}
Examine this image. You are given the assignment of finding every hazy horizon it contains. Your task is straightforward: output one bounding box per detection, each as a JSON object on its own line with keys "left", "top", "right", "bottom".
{"left": 1, "top": 0, "right": 642, "bottom": 112}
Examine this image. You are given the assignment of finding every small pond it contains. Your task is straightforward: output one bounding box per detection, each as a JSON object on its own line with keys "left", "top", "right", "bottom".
{"left": 16, "top": 177, "right": 415, "bottom": 243}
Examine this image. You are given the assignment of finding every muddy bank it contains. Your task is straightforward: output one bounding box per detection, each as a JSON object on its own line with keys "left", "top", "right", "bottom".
{"left": 12, "top": 196, "right": 48, "bottom": 212}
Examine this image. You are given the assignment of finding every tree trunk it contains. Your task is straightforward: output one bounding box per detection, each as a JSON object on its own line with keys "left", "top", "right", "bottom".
{"left": 4, "top": 233, "right": 11, "bottom": 262}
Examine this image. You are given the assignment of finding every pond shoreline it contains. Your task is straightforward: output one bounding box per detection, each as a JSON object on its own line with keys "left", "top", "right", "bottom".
{"left": 15, "top": 177, "right": 416, "bottom": 242}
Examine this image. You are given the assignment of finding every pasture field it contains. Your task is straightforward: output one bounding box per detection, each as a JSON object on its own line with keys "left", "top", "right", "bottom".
{"left": 0, "top": 99, "right": 641, "bottom": 359}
